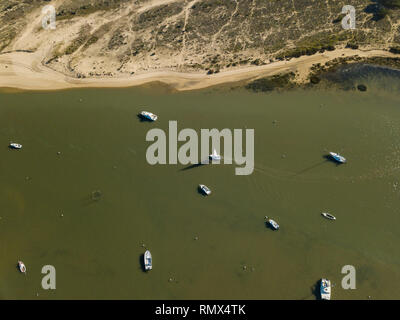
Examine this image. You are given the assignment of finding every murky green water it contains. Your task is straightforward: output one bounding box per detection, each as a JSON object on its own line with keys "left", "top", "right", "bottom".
{"left": 1, "top": 77, "right": 400, "bottom": 299}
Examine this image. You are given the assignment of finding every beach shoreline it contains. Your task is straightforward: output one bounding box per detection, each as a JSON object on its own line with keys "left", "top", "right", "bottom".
{"left": 0, "top": 48, "right": 399, "bottom": 92}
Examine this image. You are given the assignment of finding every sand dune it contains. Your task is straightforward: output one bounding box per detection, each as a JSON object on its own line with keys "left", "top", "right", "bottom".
{"left": 0, "top": 48, "right": 398, "bottom": 91}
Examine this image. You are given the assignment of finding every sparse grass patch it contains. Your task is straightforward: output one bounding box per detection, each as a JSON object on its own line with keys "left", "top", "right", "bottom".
{"left": 64, "top": 24, "right": 91, "bottom": 55}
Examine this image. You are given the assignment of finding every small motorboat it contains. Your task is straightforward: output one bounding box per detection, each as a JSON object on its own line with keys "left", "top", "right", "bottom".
{"left": 9, "top": 143, "right": 22, "bottom": 149}
{"left": 329, "top": 152, "right": 346, "bottom": 164}
{"left": 144, "top": 250, "right": 152, "bottom": 271}
{"left": 18, "top": 261, "right": 26, "bottom": 273}
{"left": 265, "top": 216, "right": 279, "bottom": 230}
{"left": 209, "top": 149, "right": 221, "bottom": 161}
{"left": 139, "top": 111, "right": 158, "bottom": 121}
{"left": 199, "top": 184, "right": 211, "bottom": 196}
{"left": 320, "top": 278, "right": 331, "bottom": 300}
{"left": 321, "top": 212, "right": 336, "bottom": 220}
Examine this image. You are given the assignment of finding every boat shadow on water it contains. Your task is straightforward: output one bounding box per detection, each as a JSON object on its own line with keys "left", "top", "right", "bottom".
{"left": 299, "top": 281, "right": 321, "bottom": 300}
{"left": 139, "top": 253, "right": 147, "bottom": 273}
{"left": 292, "top": 159, "right": 328, "bottom": 176}
{"left": 291, "top": 155, "right": 343, "bottom": 177}
{"left": 180, "top": 163, "right": 205, "bottom": 171}
{"left": 180, "top": 159, "right": 211, "bottom": 172}
{"left": 308, "top": 280, "right": 322, "bottom": 300}
{"left": 264, "top": 221, "right": 277, "bottom": 231}
{"left": 197, "top": 185, "right": 208, "bottom": 196}
{"left": 323, "top": 154, "right": 345, "bottom": 166}
{"left": 137, "top": 114, "right": 152, "bottom": 122}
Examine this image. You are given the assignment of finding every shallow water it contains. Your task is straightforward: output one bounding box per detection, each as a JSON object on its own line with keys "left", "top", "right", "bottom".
{"left": 0, "top": 78, "right": 400, "bottom": 299}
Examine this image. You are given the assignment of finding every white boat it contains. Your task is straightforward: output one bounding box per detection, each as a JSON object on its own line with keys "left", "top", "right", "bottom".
{"left": 144, "top": 250, "right": 152, "bottom": 271}
{"left": 140, "top": 111, "right": 158, "bottom": 121}
{"left": 9, "top": 143, "right": 22, "bottom": 149}
{"left": 320, "top": 278, "right": 331, "bottom": 300}
{"left": 209, "top": 149, "right": 221, "bottom": 161}
{"left": 265, "top": 216, "right": 279, "bottom": 230}
{"left": 18, "top": 261, "right": 26, "bottom": 273}
{"left": 321, "top": 212, "right": 336, "bottom": 220}
{"left": 199, "top": 184, "right": 211, "bottom": 196}
{"left": 329, "top": 152, "right": 346, "bottom": 163}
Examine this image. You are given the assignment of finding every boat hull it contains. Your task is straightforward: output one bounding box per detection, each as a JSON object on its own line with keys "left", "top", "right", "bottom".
{"left": 144, "top": 250, "right": 152, "bottom": 271}
{"left": 268, "top": 219, "right": 279, "bottom": 230}
{"left": 199, "top": 184, "right": 211, "bottom": 195}
{"left": 320, "top": 278, "right": 331, "bottom": 300}
{"left": 329, "top": 152, "right": 346, "bottom": 163}
{"left": 18, "top": 261, "right": 26, "bottom": 273}
{"left": 321, "top": 213, "right": 336, "bottom": 220}
{"left": 9, "top": 143, "right": 22, "bottom": 149}
{"left": 140, "top": 111, "right": 157, "bottom": 121}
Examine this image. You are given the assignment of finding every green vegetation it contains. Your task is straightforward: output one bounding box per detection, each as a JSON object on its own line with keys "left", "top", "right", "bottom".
{"left": 245, "top": 73, "right": 296, "bottom": 92}
{"left": 374, "top": 0, "right": 400, "bottom": 20}
{"left": 380, "top": 0, "right": 400, "bottom": 8}
{"left": 82, "top": 22, "right": 112, "bottom": 50}
{"left": 56, "top": 0, "right": 131, "bottom": 20}
{"left": 275, "top": 33, "right": 351, "bottom": 59}
{"left": 65, "top": 25, "right": 91, "bottom": 55}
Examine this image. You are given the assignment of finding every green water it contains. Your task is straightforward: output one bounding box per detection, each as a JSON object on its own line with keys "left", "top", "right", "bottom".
{"left": 1, "top": 82, "right": 400, "bottom": 299}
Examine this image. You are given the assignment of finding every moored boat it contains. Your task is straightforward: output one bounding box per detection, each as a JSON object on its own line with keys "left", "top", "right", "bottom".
{"left": 9, "top": 143, "right": 22, "bottom": 149}
{"left": 265, "top": 216, "right": 279, "bottom": 230}
{"left": 18, "top": 261, "right": 26, "bottom": 273}
{"left": 209, "top": 149, "right": 221, "bottom": 161}
{"left": 320, "top": 278, "right": 331, "bottom": 300}
{"left": 329, "top": 152, "right": 346, "bottom": 164}
{"left": 321, "top": 212, "right": 336, "bottom": 220}
{"left": 144, "top": 250, "right": 152, "bottom": 271}
{"left": 199, "top": 184, "right": 211, "bottom": 196}
{"left": 140, "top": 111, "right": 158, "bottom": 121}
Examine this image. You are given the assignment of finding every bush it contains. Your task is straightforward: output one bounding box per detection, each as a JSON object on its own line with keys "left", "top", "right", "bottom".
{"left": 376, "top": 6, "right": 390, "bottom": 19}
{"left": 346, "top": 43, "right": 359, "bottom": 49}
{"left": 390, "top": 47, "right": 400, "bottom": 53}
{"left": 310, "top": 76, "right": 321, "bottom": 84}
{"left": 357, "top": 84, "right": 367, "bottom": 92}
{"left": 380, "top": 0, "right": 400, "bottom": 9}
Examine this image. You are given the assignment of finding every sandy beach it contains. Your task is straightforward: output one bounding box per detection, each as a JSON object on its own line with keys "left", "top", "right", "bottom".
{"left": 0, "top": 48, "right": 398, "bottom": 92}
